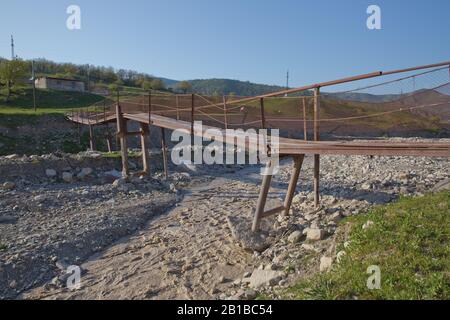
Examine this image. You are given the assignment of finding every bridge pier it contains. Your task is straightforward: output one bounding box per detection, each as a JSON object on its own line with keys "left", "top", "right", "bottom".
{"left": 140, "top": 123, "right": 151, "bottom": 175}
{"left": 116, "top": 104, "right": 129, "bottom": 178}
{"left": 252, "top": 155, "right": 305, "bottom": 232}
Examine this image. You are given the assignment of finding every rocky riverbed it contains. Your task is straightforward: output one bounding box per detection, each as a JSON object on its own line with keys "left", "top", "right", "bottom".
{"left": 0, "top": 138, "right": 448, "bottom": 300}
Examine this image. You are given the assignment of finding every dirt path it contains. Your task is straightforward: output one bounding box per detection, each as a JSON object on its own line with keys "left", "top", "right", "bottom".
{"left": 23, "top": 165, "right": 285, "bottom": 300}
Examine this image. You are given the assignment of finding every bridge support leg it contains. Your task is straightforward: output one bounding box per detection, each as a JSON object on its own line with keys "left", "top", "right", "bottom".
{"left": 252, "top": 161, "right": 274, "bottom": 233}
{"left": 89, "top": 124, "right": 96, "bottom": 151}
{"left": 283, "top": 155, "right": 305, "bottom": 216}
{"left": 140, "top": 123, "right": 151, "bottom": 175}
{"left": 161, "top": 127, "right": 169, "bottom": 179}
{"left": 116, "top": 104, "right": 129, "bottom": 178}
{"left": 314, "top": 155, "right": 320, "bottom": 208}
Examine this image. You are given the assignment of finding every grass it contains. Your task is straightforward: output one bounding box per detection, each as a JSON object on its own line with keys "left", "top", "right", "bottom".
{"left": 102, "top": 150, "right": 142, "bottom": 158}
{"left": 0, "top": 86, "right": 104, "bottom": 115}
{"left": 285, "top": 191, "right": 449, "bottom": 300}
{"left": 0, "top": 243, "right": 7, "bottom": 251}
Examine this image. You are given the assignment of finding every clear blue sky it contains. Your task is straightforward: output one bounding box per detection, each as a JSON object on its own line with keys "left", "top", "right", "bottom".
{"left": 0, "top": 0, "right": 449, "bottom": 87}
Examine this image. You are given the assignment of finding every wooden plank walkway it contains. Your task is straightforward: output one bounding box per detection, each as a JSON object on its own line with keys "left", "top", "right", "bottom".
{"left": 68, "top": 112, "right": 450, "bottom": 158}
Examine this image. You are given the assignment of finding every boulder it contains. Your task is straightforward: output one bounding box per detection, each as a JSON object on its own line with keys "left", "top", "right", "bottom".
{"left": 306, "top": 228, "right": 325, "bottom": 241}
{"left": 2, "top": 181, "right": 16, "bottom": 190}
{"left": 45, "top": 169, "right": 57, "bottom": 178}
{"left": 247, "top": 269, "right": 284, "bottom": 288}
{"left": 77, "top": 167, "right": 93, "bottom": 179}
{"left": 320, "top": 256, "right": 333, "bottom": 272}
{"left": 288, "top": 230, "right": 303, "bottom": 244}
{"left": 62, "top": 172, "right": 73, "bottom": 183}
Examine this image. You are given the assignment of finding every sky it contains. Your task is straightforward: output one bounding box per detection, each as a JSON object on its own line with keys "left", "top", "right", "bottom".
{"left": 0, "top": 0, "right": 449, "bottom": 88}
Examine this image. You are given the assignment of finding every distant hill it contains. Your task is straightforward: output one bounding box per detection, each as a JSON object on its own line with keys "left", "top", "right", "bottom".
{"left": 186, "top": 79, "right": 286, "bottom": 96}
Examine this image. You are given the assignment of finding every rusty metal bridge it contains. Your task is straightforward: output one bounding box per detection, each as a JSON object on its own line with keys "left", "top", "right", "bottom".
{"left": 68, "top": 61, "right": 450, "bottom": 232}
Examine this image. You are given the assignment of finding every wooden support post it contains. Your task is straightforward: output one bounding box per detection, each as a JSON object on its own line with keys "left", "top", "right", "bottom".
{"left": 176, "top": 95, "right": 180, "bottom": 121}
{"left": 161, "top": 127, "right": 169, "bottom": 179}
{"left": 148, "top": 91, "right": 152, "bottom": 124}
{"left": 190, "top": 93, "right": 195, "bottom": 144}
{"left": 252, "top": 161, "right": 274, "bottom": 232}
{"left": 223, "top": 96, "right": 228, "bottom": 129}
{"left": 260, "top": 97, "right": 266, "bottom": 129}
{"left": 89, "top": 124, "right": 96, "bottom": 151}
{"left": 313, "top": 87, "right": 320, "bottom": 208}
{"left": 283, "top": 155, "right": 305, "bottom": 216}
{"left": 116, "top": 102, "right": 129, "bottom": 178}
{"left": 140, "top": 122, "right": 150, "bottom": 175}
{"left": 303, "top": 97, "right": 307, "bottom": 141}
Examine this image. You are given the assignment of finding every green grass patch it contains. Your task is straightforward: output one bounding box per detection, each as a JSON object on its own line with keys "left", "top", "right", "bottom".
{"left": 286, "top": 191, "right": 450, "bottom": 300}
{"left": 102, "top": 150, "right": 141, "bottom": 158}
{"left": 0, "top": 86, "right": 104, "bottom": 115}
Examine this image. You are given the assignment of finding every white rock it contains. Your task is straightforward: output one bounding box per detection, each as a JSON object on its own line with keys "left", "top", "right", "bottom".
{"left": 288, "top": 230, "right": 303, "bottom": 244}
{"left": 248, "top": 269, "right": 284, "bottom": 288}
{"left": 306, "top": 228, "right": 325, "bottom": 241}
{"left": 46, "top": 169, "right": 57, "bottom": 177}
{"left": 320, "top": 256, "right": 333, "bottom": 272}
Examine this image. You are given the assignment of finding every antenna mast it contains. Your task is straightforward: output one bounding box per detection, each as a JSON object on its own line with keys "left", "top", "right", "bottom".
{"left": 285, "top": 70, "right": 289, "bottom": 97}
{"left": 11, "top": 35, "right": 15, "bottom": 60}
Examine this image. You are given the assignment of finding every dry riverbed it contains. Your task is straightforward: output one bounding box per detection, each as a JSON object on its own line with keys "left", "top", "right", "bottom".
{"left": 0, "top": 138, "right": 448, "bottom": 300}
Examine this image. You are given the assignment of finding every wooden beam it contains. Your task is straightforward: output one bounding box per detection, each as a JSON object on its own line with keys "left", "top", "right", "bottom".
{"left": 313, "top": 87, "right": 320, "bottom": 208}
{"left": 252, "top": 161, "right": 273, "bottom": 232}
{"left": 262, "top": 205, "right": 285, "bottom": 218}
{"left": 140, "top": 123, "right": 150, "bottom": 175}
{"left": 302, "top": 97, "right": 307, "bottom": 141}
{"left": 283, "top": 155, "right": 305, "bottom": 216}
{"left": 161, "top": 127, "right": 169, "bottom": 179}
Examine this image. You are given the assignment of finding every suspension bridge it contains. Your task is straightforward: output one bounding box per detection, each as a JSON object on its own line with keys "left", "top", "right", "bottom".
{"left": 68, "top": 61, "right": 450, "bottom": 232}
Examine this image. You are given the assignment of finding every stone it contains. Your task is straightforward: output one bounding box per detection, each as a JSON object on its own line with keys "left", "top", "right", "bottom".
{"left": 112, "top": 178, "right": 126, "bottom": 188}
{"left": 226, "top": 216, "right": 271, "bottom": 252}
{"left": 2, "top": 181, "right": 16, "bottom": 190}
{"left": 248, "top": 269, "right": 284, "bottom": 288}
{"left": 431, "top": 179, "right": 450, "bottom": 192}
{"left": 288, "top": 230, "right": 303, "bottom": 244}
{"left": 0, "top": 216, "right": 18, "bottom": 224}
{"left": 77, "top": 167, "right": 93, "bottom": 179}
{"left": 62, "top": 172, "right": 73, "bottom": 183}
{"left": 320, "top": 256, "right": 333, "bottom": 272}
{"left": 361, "top": 183, "right": 372, "bottom": 190}
{"left": 45, "top": 169, "right": 57, "bottom": 178}
{"left": 306, "top": 228, "right": 325, "bottom": 241}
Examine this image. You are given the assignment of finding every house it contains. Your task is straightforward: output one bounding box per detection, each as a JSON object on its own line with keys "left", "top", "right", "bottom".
{"left": 35, "top": 77, "right": 85, "bottom": 92}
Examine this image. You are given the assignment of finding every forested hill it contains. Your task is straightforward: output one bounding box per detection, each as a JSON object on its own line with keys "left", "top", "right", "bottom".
{"left": 188, "top": 78, "right": 286, "bottom": 96}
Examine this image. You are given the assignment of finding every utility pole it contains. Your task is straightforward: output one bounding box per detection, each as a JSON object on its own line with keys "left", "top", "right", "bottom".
{"left": 87, "top": 64, "right": 90, "bottom": 93}
{"left": 31, "top": 60, "right": 37, "bottom": 112}
{"left": 11, "top": 35, "right": 15, "bottom": 60}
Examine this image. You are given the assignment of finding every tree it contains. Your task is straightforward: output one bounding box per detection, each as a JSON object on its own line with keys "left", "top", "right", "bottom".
{"left": 177, "top": 81, "right": 192, "bottom": 93}
{"left": 142, "top": 80, "right": 153, "bottom": 91}
{"left": 151, "top": 79, "right": 165, "bottom": 91}
{"left": 0, "top": 59, "right": 28, "bottom": 102}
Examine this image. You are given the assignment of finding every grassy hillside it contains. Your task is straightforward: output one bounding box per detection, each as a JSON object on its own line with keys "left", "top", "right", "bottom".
{"left": 189, "top": 78, "right": 287, "bottom": 96}
{"left": 0, "top": 86, "right": 104, "bottom": 115}
{"left": 286, "top": 191, "right": 449, "bottom": 300}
